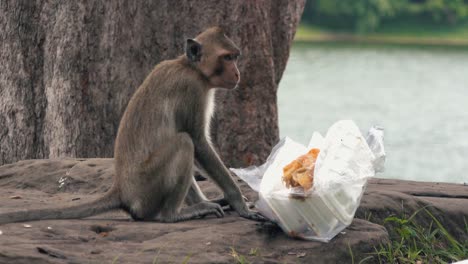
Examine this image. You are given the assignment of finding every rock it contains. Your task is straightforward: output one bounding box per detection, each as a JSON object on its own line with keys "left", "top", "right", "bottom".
{"left": 0, "top": 159, "right": 467, "bottom": 263}
{"left": 357, "top": 178, "right": 468, "bottom": 242}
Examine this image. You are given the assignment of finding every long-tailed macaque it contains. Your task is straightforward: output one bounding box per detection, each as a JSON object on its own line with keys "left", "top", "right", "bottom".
{"left": 0, "top": 27, "right": 264, "bottom": 224}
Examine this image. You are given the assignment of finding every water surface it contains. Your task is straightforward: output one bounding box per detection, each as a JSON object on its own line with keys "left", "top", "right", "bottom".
{"left": 278, "top": 43, "right": 468, "bottom": 184}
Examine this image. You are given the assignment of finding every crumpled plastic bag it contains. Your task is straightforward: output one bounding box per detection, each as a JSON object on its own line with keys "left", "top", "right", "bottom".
{"left": 230, "top": 120, "right": 385, "bottom": 242}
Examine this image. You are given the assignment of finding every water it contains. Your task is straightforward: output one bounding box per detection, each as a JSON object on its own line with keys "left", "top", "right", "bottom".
{"left": 278, "top": 43, "right": 468, "bottom": 184}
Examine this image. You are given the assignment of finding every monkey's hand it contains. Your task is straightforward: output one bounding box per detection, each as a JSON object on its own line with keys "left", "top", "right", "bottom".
{"left": 226, "top": 195, "right": 266, "bottom": 221}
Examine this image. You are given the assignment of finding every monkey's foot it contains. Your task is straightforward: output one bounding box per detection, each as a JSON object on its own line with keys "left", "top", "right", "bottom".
{"left": 239, "top": 210, "right": 267, "bottom": 222}
{"left": 190, "top": 202, "right": 225, "bottom": 219}
{"left": 211, "top": 197, "right": 229, "bottom": 207}
{"left": 155, "top": 202, "right": 224, "bottom": 223}
{"left": 212, "top": 196, "right": 255, "bottom": 210}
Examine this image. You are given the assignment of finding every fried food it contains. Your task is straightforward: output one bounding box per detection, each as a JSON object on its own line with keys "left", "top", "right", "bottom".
{"left": 282, "top": 148, "right": 320, "bottom": 190}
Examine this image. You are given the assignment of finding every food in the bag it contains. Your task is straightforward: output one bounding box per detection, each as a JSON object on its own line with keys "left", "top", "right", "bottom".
{"left": 282, "top": 148, "right": 320, "bottom": 190}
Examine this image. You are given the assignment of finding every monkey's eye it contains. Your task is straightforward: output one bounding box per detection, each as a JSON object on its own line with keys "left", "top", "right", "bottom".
{"left": 223, "top": 54, "right": 239, "bottom": 61}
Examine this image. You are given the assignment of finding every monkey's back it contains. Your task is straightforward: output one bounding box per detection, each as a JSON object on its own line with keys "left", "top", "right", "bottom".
{"left": 113, "top": 57, "right": 205, "bottom": 178}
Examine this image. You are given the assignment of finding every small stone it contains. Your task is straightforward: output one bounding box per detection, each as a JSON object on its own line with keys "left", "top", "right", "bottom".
{"left": 99, "top": 232, "right": 108, "bottom": 237}
{"left": 71, "top": 197, "right": 81, "bottom": 201}
{"left": 0, "top": 230, "right": 3, "bottom": 235}
{"left": 297, "top": 252, "right": 306, "bottom": 258}
{"left": 287, "top": 252, "right": 296, "bottom": 255}
{"left": 9, "top": 195, "right": 21, "bottom": 199}
{"left": 206, "top": 242, "right": 211, "bottom": 246}
{"left": 47, "top": 227, "right": 52, "bottom": 230}
{"left": 23, "top": 224, "right": 32, "bottom": 228}
{"left": 340, "top": 231, "right": 346, "bottom": 235}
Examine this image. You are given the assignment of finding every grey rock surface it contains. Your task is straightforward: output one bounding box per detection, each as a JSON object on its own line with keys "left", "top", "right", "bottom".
{"left": 0, "top": 159, "right": 467, "bottom": 263}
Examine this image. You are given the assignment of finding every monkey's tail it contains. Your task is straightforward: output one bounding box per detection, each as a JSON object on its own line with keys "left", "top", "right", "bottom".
{"left": 0, "top": 187, "right": 121, "bottom": 224}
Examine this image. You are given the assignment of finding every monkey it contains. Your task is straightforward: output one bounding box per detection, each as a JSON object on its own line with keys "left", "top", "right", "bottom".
{"left": 0, "top": 27, "right": 265, "bottom": 224}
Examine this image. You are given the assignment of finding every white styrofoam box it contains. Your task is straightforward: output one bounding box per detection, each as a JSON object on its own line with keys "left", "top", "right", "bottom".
{"left": 232, "top": 120, "right": 385, "bottom": 242}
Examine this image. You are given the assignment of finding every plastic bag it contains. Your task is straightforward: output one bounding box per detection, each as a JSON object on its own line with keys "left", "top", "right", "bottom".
{"left": 230, "top": 120, "right": 385, "bottom": 242}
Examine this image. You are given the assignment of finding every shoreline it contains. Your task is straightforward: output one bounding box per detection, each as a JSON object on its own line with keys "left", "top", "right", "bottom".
{"left": 294, "top": 33, "right": 468, "bottom": 48}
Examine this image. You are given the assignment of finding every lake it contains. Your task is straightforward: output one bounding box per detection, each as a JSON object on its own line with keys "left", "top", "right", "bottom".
{"left": 278, "top": 43, "right": 468, "bottom": 184}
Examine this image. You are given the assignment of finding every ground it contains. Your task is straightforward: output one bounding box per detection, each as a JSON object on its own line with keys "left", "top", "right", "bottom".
{"left": 0, "top": 159, "right": 467, "bottom": 263}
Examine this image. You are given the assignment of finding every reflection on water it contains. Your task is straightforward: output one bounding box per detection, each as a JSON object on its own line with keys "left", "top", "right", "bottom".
{"left": 278, "top": 43, "right": 468, "bottom": 184}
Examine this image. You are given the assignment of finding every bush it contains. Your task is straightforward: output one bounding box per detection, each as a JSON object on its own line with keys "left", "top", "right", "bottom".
{"left": 405, "top": 0, "right": 468, "bottom": 24}
{"left": 302, "top": 0, "right": 468, "bottom": 33}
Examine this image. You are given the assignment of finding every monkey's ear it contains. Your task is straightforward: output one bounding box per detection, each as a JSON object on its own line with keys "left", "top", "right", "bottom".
{"left": 186, "top": 39, "right": 202, "bottom": 62}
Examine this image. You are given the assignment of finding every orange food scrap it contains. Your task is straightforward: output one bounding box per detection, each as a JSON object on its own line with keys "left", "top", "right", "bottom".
{"left": 282, "top": 148, "right": 320, "bottom": 190}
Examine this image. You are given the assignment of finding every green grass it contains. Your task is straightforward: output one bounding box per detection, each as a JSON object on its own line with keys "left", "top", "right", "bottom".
{"left": 376, "top": 17, "right": 468, "bottom": 39}
{"left": 230, "top": 247, "right": 251, "bottom": 264}
{"left": 229, "top": 247, "right": 262, "bottom": 264}
{"left": 357, "top": 208, "right": 468, "bottom": 263}
{"left": 295, "top": 21, "right": 468, "bottom": 46}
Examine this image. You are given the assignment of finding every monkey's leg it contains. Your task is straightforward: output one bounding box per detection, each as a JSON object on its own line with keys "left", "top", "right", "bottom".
{"left": 156, "top": 179, "right": 224, "bottom": 222}
{"left": 194, "top": 159, "right": 208, "bottom": 181}
{"left": 152, "top": 133, "right": 224, "bottom": 223}
{"left": 193, "top": 138, "right": 265, "bottom": 221}
{"left": 185, "top": 177, "right": 208, "bottom": 205}
{"left": 188, "top": 159, "right": 252, "bottom": 209}
{"left": 185, "top": 178, "right": 230, "bottom": 207}
{"left": 188, "top": 159, "right": 229, "bottom": 207}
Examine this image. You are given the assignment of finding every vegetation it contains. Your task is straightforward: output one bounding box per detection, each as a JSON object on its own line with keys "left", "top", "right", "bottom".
{"left": 302, "top": 0, "right": 468, "bottom": 33}
{"left": 230, "top": 247, "right": 249, "bottom": 264}
{"left": 229, "top": 247, "right": 262, "bottom": 264}
{"left": 357, "top": 209, "right": 468, "bottom": 263}
{"left": 295, "top": 20, "right": 468, "bottom": 47}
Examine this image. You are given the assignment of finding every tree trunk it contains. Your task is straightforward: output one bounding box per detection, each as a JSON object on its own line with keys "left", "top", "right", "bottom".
{"left": 0, "top": 1, "right": 305, "bottom": 167}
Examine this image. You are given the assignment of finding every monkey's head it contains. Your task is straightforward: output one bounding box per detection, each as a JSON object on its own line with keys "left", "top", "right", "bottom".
{"left": 186, "top": 27, "right": 241, "bottom": 90}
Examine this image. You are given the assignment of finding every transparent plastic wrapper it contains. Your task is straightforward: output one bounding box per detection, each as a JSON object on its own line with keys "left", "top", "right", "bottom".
{"left": 231, "top": 120, "right": 385, "bottom": 242}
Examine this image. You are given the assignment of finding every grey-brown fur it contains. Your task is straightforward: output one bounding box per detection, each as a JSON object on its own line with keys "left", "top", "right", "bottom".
{"left": 0, "top": 27, "right": 263, "bottom": 224}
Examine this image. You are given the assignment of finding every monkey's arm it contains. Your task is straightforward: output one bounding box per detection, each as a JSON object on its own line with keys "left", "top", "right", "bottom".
{"left": 193, "top": 137, "right": 264, "bottom": 221}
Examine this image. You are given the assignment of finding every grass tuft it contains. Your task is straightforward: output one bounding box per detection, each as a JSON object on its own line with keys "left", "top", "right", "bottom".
{"left": 359, "top": 208, "right": 468, "bottom": 263}
{"left": 230, "top": 247, "right": 250, "bottom": 264}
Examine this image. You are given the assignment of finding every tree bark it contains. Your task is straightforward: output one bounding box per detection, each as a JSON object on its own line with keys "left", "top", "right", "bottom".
{"left": 0, "top": 1, "right": 305, "bottom": 167}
